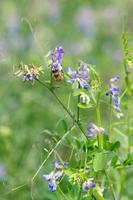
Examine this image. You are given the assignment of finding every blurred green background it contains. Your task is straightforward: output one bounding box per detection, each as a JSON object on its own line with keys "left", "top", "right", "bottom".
{"left": 0, "top": 0, "right": 133, "bottom": 199}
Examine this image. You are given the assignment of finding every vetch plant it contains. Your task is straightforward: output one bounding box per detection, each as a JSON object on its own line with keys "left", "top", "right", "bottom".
{"left": 14, "top": 34, "right": 133, "bottom": 200}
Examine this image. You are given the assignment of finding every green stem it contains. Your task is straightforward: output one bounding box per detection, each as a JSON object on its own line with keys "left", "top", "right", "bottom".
{"left": 123, "top": 53, "right": 130, "bottom": 93}
{"left": 50, "top": 71, "right": 53, "bottom": 88}
{"left": 104, "top": 169, "right": 116, "bottom": 200}
{"left": 96, "top": 104, "right": 101, "bottom": 127}
{"left": 51, "top": 89, "right": 74, "bottom": 119}
{"left": 127, "top": 116, "right": 131, "bottom": 154}
{"left": 108, "top": 95, "right": 112, "bottom": 138}
{"left": 37, "top": 79, "right": 86, "bottom": 137}
{"left": 37, "top": 79, "right": 74, "bottom": 119}
{"left": 58, "top": 185, "right": 68, "bottom": 200}
{"left": 77, "top": 94, "right": 80, "bottom": 123}
{"left": 31, "top": 126, "right": 75, "bottom": 182}
{"left": 77, "top": 186, "right": 82, "bottom": 200}
{"left": 96, "top": 104, "right": 102, "bottom": 149}
{"left": 119, "top": 170, "right": 125, "bottom": 199}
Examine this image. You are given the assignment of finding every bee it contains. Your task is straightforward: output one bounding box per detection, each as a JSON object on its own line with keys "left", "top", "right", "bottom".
{"left": 52, "top": 68, "right": 64, "bottom": 81}
{"left": 51, "top": 45, "right": 64, "bottom": 81}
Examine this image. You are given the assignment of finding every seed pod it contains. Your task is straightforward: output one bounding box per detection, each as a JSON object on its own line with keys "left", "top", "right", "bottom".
{"left": 80, "top": 93, "right": 90, "bottom": 104}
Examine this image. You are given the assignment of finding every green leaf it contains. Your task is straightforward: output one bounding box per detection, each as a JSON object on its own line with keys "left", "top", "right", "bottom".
{"left": 123, "top": 153, "right": 133, "bottom": 166}
{"left": 103, "top": 136, "right": 120, "bottom": 151}
{"left": 73, "top": 88, "right": 85, "bottom": 96}
{"left": 73, "top": 89, "right": 90, "bottom": 96}
{"left": 78, "top": 102, "right": 94, "bottom": 109}
{"left": 111, "top": 154, "right": 118, "bottom": 166}
{"left": 93, "top": 152, "right": 106, "bottom": 172}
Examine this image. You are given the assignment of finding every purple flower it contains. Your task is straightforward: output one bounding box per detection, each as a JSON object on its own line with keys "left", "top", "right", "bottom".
{"left": 23, "top": 72, "right": 33, "bottom": 81}
{"left": 51, "top": 45, "right": 64, "bottom": 72}
{"left": 43, "top": 171, "right": 55, "bottom": 181}
{"left": 66, "top": 64, "right": 89, "bottom": 90}
{"left": 54, "top": 160, "right": 68, "bottom": 170}
{"left": 82, "top": 180, "right": 96, "bottom": 192}
{"left": 106, "top": 76, "right": 121, "bottom": 112}
{"left": 43, "top": 171, "right": 59, "bottom": 192}
{"left": 48, "top": 180, "right": 57, "bottom": 192}
{"left": 86, "top": 123, "right": 106, "bottom": 139}
{"left": 43, "top": 160, "right": 65, "bottom": 192}
{"left": 51, "top": 45, "right": 64, "bottom": 63}
{"left": 110, "top": 75, "right": 120, "bottom": 83}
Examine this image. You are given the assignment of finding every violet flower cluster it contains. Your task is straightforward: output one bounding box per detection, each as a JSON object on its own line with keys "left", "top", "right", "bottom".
{"left": 51, "top": 45, "right": 64, "bottom": 73}
{"left": 66, "top": 63, "right": 89, "bottom": 90}
{"left": 106, "top": 76, "right": 121, "bottom": 112}
{"left": 86, "top": 123, "right": 106, "bottom": 139}
{"left": 43, "top": 160, "right": 67, "bottom": 192}
{"left": 82, "top": 180, "right": 96, "bottom": 192}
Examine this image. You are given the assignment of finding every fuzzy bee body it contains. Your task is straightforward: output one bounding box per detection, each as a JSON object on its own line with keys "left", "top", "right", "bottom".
{"left": 52, "top": 69, "right": 64, "bottom": 81}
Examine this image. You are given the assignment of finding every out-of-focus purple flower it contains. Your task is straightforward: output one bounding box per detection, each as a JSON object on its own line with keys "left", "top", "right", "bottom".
{"left": 66, "top": 64, "right": 89, "bottom": 90}
{"left": 43, "top": 171, "right": 55, "bottom": 181}
{"left": 0, "top": 165, "right": 7, "bottom": 181}
{"left": 74, "top": 6, "right": 96, "bottom": 37}
{"left": 110, "top": 75, "right": 120, "bottom": 83}
{"left": 51, "top": 46, "right": 64, "bottom": 64}
{"left": 106, "top": 76, "right": 122, "bottom": 113}
{"left": 48, "top": 180, "right": 57, "bottom": 192}
{"left": 82, "top": 180, "right": 96, "bottom": 192}
{"left": 44, "top": 0, "right": 61, "bottom": 20}
{"left": 43, "top": 160, "right": 66, "bottom": 192}
{"left": 43, "top": 171, "right": 58, "bottom": 192}
{"left": 51, "top": 45, "right": 64, "bottom": 72}
{"left": 43, "top": 171, "right": 63, "bottom": 192}
{"left": 86, "top": 123, "right": 106, "bottom": 139}
{"left": 54, "top": 160, "right": 68, "bottom": 170}
{"left": 102, "top": 6, "right": 118, "bottom": 25}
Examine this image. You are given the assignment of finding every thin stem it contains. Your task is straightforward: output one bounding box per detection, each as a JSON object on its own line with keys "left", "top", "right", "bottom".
{"left": 77, "top": 94, "right": 80, "bottom": 123}
{"left": 104, "top": 169, "right": 116, "bottom": 200}
{"left": 58, "top": 185, "right": 68, "bottom": 200}
{"left": 127, "top": 116, "right": 131, "bottom": 154}
{"left": 31, "top": 125, "right": 75, "bottom": 182}
{"left": 77, "top": 186, "right": 82, "bottom": 200}
{"left": 108, "top": 95, "right": 112, "bottom": 137}
{"left": 50, "top": 71, "right": 53, "bottom": 88}
{"left": 119, "top": 170, "right": 126, "bottom": 199}
{"left": 37, "top": 79, "right": 74, "bottom": 119}
{"left": 96, "top": 104, "right": 101, "bottom": 127}
{"left": 124, "top": 61, "right": 130, "bottom": 91}
{"left": 37, "top": 79, "right": 86, "bottom": 138}
{"left": 96, "top": 104, "right": 102, "bottom": 149}
{"left": 51, "top": 89, "right": 74, "bottom": 119}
